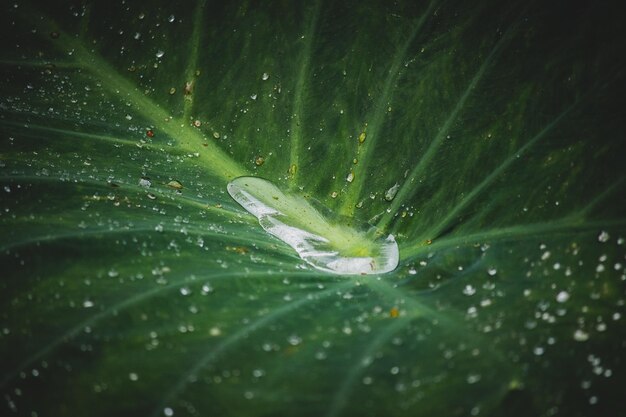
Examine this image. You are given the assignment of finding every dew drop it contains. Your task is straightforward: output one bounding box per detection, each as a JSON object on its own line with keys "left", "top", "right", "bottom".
{"left": 598, "top": 231, "right": 610, "bottom": 243}
{"left": 385, "top": 183, "right": 400, "bottom": 201}
{"left": 167, "top": 180, "right": 183, "bottom": 190}
{"left": 573, "top": 329, "right": 589, "bottom": 342}
{"left": 156, "top": 50, "right": 165, "bottom": 58}
{"left": 463, "top": 285, "right": 476, "bottom": 296}
{"left": 556, "top": 291, "right": 570, "bottom": 303}
{"left": 227, "top": 177, "right": 399, "bottom": 275}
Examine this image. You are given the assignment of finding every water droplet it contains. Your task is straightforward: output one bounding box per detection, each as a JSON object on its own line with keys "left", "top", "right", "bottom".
{"left": 385, "top": 183, "right": 400, "bottom": 201}
{"left": 358, "top": 132, "right": 366, "bottom": 143}
{"left": 163, "top": 407, "right": 174, "bottom": 417}
{"left": 209, "top": 327, "right": 221, "bottom": 336}
{"left": 556, "top": 291, "right": 570, "bottom": 303}
{"left": 168, "top": 14, "right": 175, "bottom": 23}
{"left": 598, "top": 231, "right": 610, "bottom": 243}
{"left": 346, "top": 171, "right": 354, "bottom": 183}
{"left": 156, "top": 50, "right": 165, "bottom": 58}
{"left": 287, "top": 335, "right": 302, "bottom": 346}
{"left": 250, "top": 93, "right": 257, "bottom": 100}
{"left": 466, "top": 374, "right": 481, "bottom": 384}
{"left": 262, "top": 72, "right": 269, "bottom": 80}
{"left": 83, "top": 300, "right": 94, "bottom": 308}
{"left": 129, "top": 372, "right": 139, "bottom": 381}
{"left": 213, "top": 131, "right": 220, "bottom": 139}
{"left": 463, "top": 285, "right": 476, "bottom": 296}
{"left": 573, "top": 329, "right": 589, "bottom": 342}
{"left": 487, "top": 267, "right": 497, "bottom": 276}
{"left": 227, "top": 177, "right": 399, "bottom": 275}
{"left": 139, "top": 177, "right": 151, "bottom": 188}
{"left": 255, "top": 156, "right": 265, "bottom": 166}
{"left": 167, "top": 180, "right": 183, "bottom": 190}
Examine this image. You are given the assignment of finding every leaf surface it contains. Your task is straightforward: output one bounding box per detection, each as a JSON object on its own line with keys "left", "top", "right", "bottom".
{"left": 1, "top": 1, "right": 625, "bottom": 416}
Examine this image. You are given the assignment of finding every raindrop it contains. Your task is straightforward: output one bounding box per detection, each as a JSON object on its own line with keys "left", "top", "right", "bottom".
{"left": 287, "top": 335, "right": 302, "bottom": 346}
{"left": 346, "top": 171, "right": 355, "bottom": 183}
{"left": 556, "top": 291, "right": 570, "bottom": 303}
{"left": 129, "top": 372, "right": 139, "bottom": 381}
{"left": 463, "top": 285, "right": 476, "bottom": 296}
{"left": 163, "top": 407, "right": 174, "bottom": 417}
{"left": 385, "top": 183, "right": 400, "bottom": 201}
{"left": 487, "top": 267, "right": 497, "bottom": 276}
{"left": 466, "top": 374, "right": 481, "bottom": 384}
{"left": 156, "top": 50, "right": 165, "bottom": 58}
{"left": 573, "top": 329, "right": 589, "bottom": 342}
{"left": 598, "top": 231, "right": 610, "bottom": 243}
{"left": 227, "top": 177, "right": 399, "bottom": 275}
{"left": 167, "top": 180, "right": 183, "bottom": 190}
{"left": 139, "top": 177, "right": 151, "bottom": 188}
{"left": 167, "top": 14, "right": 175, "bottom": 23}
{"left": 262, "top": 72, "right": 269, "bottom": 80}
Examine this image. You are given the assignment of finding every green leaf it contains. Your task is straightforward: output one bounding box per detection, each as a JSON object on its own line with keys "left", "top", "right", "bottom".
{"left": 1, "top": 1, "right": 625, "bottom": 416}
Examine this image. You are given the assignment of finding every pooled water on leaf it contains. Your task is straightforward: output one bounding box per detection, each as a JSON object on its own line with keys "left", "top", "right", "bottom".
{"left": 227, "top": 177, "right": 399, "bottom": 275}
